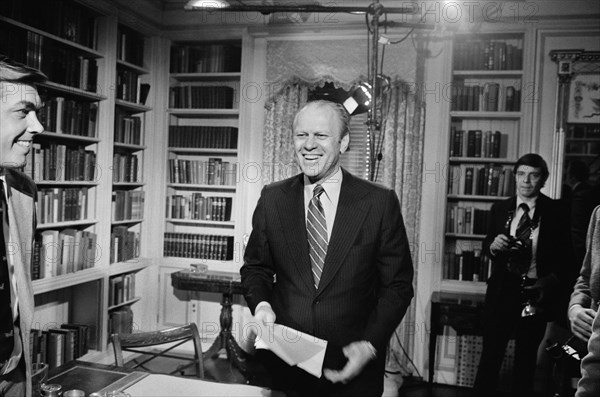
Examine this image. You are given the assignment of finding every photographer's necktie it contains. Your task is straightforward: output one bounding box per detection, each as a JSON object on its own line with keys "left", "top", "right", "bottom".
{"left": 515, "top": 203, "right": 532, "bottom": 241}
{"left": 513, "top": 203, "right": 533, "bottom": 274}
{"left": 307, "top": 184, "right": 327, "bottom": 289}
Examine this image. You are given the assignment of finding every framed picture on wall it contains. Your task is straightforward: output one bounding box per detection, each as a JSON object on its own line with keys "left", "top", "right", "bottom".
{"left": 568, "top": 73, "right": 600, "bottom": 123}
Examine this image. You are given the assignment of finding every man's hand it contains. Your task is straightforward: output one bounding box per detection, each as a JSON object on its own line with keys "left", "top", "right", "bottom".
{"left": 489, "top": 234, "right": 513, "bottom": 255}
{"left": 569, "top": 305, "right": 596, "bottom": 341}
{"left": 254, "top": 302, "right": 276, "bottom": 328}
{"left": 323, "top": 341, "right": 376, "bottom": 384}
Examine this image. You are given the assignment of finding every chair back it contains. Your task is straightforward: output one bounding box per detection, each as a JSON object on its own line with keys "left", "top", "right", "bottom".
{"left": 111, "top": 322, "right": 204, "bottom": 378}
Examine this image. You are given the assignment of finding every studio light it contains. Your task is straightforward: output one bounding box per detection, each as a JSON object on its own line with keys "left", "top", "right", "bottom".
{"left": 343, "top": 82, "right": 372, "bottom": 116}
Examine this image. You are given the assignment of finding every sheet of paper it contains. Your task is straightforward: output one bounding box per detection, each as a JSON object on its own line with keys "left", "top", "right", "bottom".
{"left": 254, "top": 322, "right": 328, "bottom": 378}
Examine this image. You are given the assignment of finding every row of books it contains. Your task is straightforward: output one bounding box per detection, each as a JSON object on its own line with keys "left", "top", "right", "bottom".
{"left": 567, "top": 123, "right": 600, "bottom": 138}
{"left": 30, "top": 323, "right": 91, "bottom": 370}
{"left": 109, "top": 306, "right": 134, "bottom": 336}
{"left": 169, "top": 86, "right": 235, "bottom": 109}
{"left": 453, "top": 39, "right": 523, "bottom": 71}
{"left": 109, "top": 274, "right": 136, "bottom": 307}
{"left": 1, "top": 0, "right": 97, "bottom": 48}
{"left": 37, "top": 97, "right": 98, "bottom": 137}
{"left": 32, "top": 229, "right": 98, "bottom": 280}
{"left": 36, "top": 187, "right": 89, "bottom": 225}
{"left": 449, "top": 129, "right": 507, "bottom": 158}
{"left": 112, "top": 190, "right": 145, "bottom": 221}
{"left": 445, "top": 204, "right": 491, "bottom": 235}
{"left": 168, "top": 158, "right": 237, "bottom": 186}
{"left": 112, "top": 152, "right": 140, "bottom": 183}
{"left": 24, "top": 143, "right": 97, "bottom": 182}
{"left": 166, "top": 194, "right": 232, "bottom": 222}
{"left": 450, "top": 83, "right": 521, "bottom": 112}
{"left": 110, "top": 226, "right": 140, "bottom": 264}
{"left": 169, "top": 126, "right": 238, "bottom": 149}
{"left": 163, "top": 233, "right": 234, "bottom": 261}
{"left": 443, "top": 248, "right": 492, "bottom": 282}
{"left": 21, "top": 30, "right": 98, "bottom": 92}
{"left": 114, "top": 111, "right": 142, "bottom": 145}
{"left": 566, "top": 140, "right": 600, "bottom": 156}
{"left": 170, "top": 43, "right": 242, "bottom": 73}
{"left": 447, "top": 165, "right": 515, "bottom": 197}
{"left": 117, "top": 25, "right": 144, "bottom": 66}
{"left": 116, "top": 69, "right": 150, "bottom": 104}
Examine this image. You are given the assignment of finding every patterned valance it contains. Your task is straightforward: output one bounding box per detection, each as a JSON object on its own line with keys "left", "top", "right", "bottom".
{"left": 265, "top": 37, "right": 417, "bottom": 102}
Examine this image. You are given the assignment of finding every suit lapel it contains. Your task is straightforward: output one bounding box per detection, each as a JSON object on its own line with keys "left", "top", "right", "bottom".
{"left": 276, "top": 175, "right": 314, "bottom": 292}
{"left": 317, "top": 171, "right": 370, "bottom": 295}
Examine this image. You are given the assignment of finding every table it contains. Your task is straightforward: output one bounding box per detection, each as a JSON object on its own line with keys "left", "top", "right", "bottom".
{"left": 171, "top": 269, "right": 250, "bottom": 378}
{"left": 46, "top": 360, "right": 280, "bottom": 396}
{"left": 428, "top": 291, "right": 485, "bottom": 384}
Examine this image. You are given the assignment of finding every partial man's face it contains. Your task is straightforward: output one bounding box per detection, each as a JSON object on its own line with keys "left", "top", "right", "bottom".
{"left": 515, "top": 165, "right": 544, "bottom": 199}
{"left": 293, "top": 106, "right": 349, "bottom": 184}
{"left": 0, "top": 82, "right": 43, "bottom": 169}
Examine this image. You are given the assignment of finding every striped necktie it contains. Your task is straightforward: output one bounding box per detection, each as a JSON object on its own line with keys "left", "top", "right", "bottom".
{"left": 307, "top": 184, "right": 327, "bottom": 289}
{"left": 508, "top": 203, "right": 533, "bottom": 275}
{"left": 515, "top": 203, "right": 532, "bottom": 241}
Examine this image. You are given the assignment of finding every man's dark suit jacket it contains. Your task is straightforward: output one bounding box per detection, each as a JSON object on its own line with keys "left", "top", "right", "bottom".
{"left": 241, "top": 169, "right": 414, "bottom": 394}
{"left": 483, "top": 194, "right": 574, "bottom": 322}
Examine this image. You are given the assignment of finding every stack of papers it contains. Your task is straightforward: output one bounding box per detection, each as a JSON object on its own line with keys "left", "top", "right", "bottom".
{"left": 254, "top": 322, "right": 328, "bottom": 378}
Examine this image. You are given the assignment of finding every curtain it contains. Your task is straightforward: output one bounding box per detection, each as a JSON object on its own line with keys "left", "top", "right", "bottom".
{"left": 262, "top": 82, "right": 308, "bottom": 185}
{"left": 377, "top": 80, "right": 426, "bottom": 376}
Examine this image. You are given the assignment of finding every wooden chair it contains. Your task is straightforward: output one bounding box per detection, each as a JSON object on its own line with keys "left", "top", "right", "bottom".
{"left": 111, "top": 323, "right": 204, "bottom": 379}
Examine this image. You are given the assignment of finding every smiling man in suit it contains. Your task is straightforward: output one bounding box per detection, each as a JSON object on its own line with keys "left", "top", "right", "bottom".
{"left": 241, "top": 100, "right": 414, "bottom": 397}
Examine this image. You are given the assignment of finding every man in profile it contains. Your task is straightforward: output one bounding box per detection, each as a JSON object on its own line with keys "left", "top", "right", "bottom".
{"left": 0, "top": 56, "right": 46, "bottom": 397}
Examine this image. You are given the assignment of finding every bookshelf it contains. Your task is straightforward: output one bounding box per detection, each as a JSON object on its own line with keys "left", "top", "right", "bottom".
{"left": 165, "top": 41, "right": 241, "bottom": 265}
{"left": 564, "top": 123, "right": 600, "bottom": 185}
{"left": 442, "top": 32, "right": 526, "bottom": 293}
{"left": 0, "top": 0, "right": 155, "bottom": 366}
{"left": 158, "top": 41, "right": 243, "bottom": 331}
{"left": 110, "top": 25, "right": 150, "bottom": 266}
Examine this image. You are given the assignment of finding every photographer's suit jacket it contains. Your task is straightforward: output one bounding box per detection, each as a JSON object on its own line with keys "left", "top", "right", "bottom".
{"left": 3, "top": 169, "right": 36, "bottom": 397}
{"left": 241, "top": 169, "right": 414, "bottom": 393}
{"left": 483, "top": 193, "right": 574, "bottom": 321}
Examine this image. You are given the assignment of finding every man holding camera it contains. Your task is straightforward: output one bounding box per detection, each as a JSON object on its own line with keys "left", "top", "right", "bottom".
{"left": 474, "top": 153, "right": 574, "bottom": 397}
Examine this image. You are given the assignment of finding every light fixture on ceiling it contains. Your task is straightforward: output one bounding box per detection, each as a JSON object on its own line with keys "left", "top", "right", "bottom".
{"left": 184, "top": 0, "right": 229, "bottom": 10}
{"left": 184, "top": 1, "right": 420, "bottom": 15}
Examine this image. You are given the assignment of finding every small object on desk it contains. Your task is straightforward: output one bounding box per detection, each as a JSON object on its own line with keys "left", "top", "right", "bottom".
{"left": 63, "top": 390, "right": 86, "bottom": 397}
{"left": 40, "top": 383, "right": 62, "bottom": 397}
{"left": 190, "top": 263, "right": 208, "bottom": 274}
